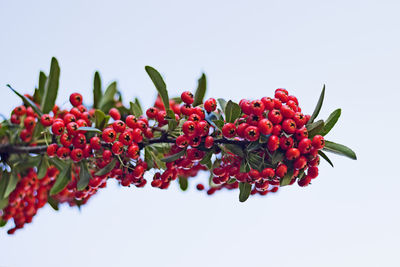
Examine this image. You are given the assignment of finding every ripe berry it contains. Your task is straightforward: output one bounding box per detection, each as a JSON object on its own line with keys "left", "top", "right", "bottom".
{"left": 47, "top": 144, "right": 58, "bottom": 157}
{"left": 40, "top": 114, "right": 53, "bottom": 127}
{"left": 204, "top": 98, "right": 217, "bottom": 113}
{"left": 268, "top": 109, "right": 283, "bottom": 124}
{"left": 57, "top": 147, "right": 70, "bottom": 159}
{"left": 51, "top": 121, "right": 65, "bottom": 135}
{"left": 60, "top": 133, "right": 73, "bottom": 147}
{"left": 102, "top": 128, "right": 116, "bottom": 143}
{"left": 183, "top": 121, "right": 197, "bottom": 137}
{"left": 24, "top": 116, "right": 36, "bottom": 130}
{"left": 295, "top": 127, "right": 308, "bottom": 140}
{"left": 239, "top": 99, "right": 252, "bottom": 115}
{"left": 133, "top": 165, "right": 144, "bottom": 178}
{"left": 109, "top": 108, "right": 121, "bottom": 120}
{"left": 126, "top": 115, "right": 138, "bottom": 128}
{"left": 298, "top": 175, "right": 312, "bottom": 187}
{"left": 70, "top": 93, "right": 83, "bottom": 107}
{"left": 275, "top": 90, "right": 288, "bottom": 103}
{"left": 196, "top": 120, "right": 210, "bottom": 137}
{"left": 102, "top": 150, "right": 112, "bottom": 160}
{"left": 146, "top": 107, "right": 159, "bottom": 119}
{"left": 204, "top": 136, "right": 214, "bottom": 149}
{"left": 196, "top": 184, "right": 205, "bottom": 191}
{"left": 261, "top": 97, "right": 274, "bottom": 111}
{"left": 312, "top": 135, "right": 325, "bottom": 150}
{"left": 131, "top": 128, "right": 143, "bottom": 143}
{"left": 236, "top": 123, "right": 249, "bottom": 138}
{"left": 119, "top": 131, "right": 133, "bottom": 146}
{"left": 13, "top": 105, "right": 26, "bottom": 116}
{"left": 294, "top": 156, "right": 307, "bottom": 169}
{"left": 249, "top": 169, "right": 261, "bottom": 181}
{"left": 280, "top": 105, "right": 295, "bottom": 118}
{"left": 285, "top": 148, "right": 300, "bottom": 160}
{"left": 279, "top": 136, "right": 294, "bottom": 150}
{"left": 275, "top": 164, "right": 287, "bottom": 178}
{"left": 10, "top": 114, "right": 20, "bottom": 124}
{"left": 73, "top": 133, "right": 86, "bottom": 148}
{"left": 90, "top": 136, "right": 102, "bottom": 150}
{"left": 111, "top": 141, "right": 124, "bottom": 155}
{"left": 293, "top": 112, "right": 307, "bottom": 128}
{"left": 282, "top": 119, "right": 297, "bottom": 134}
{"left": 66, "top": 122, "right": 79, "bottom": 135}
{"left": 127, "top": 144, "right": 139, "bottom": 159}
{"left": 250, "top": 100, "right": 265, "bottom": 115}
{"left": 258, "top": 119, "right": 273, "bottom": 135}
{"left": 308, "top": 166, "right": 319, "bottom": 179}
{"left": 267, "top": 135, "right": 279, "bottom": 152}
{"left": 112, "top": 120, "right": 126, "bottom": 133}
{"left": 20, "top": 129, "right": 32, "bottom": 142}
{"left": 244, "top": 126, "right": 259, "bottom": 141}
{"left": 63, "top": 113, "right": 76, "bottom": 124}
{"left": 70, "top": 148, "right": 83, "bottom": 162}
{"left": 176, "top": 135, "right": 189, "bottom": 148}
{"left": 261, "top": 168, "right": 275, "bottom": 179}
{"left": 222, "top": 123, "right": 236, "bottom": 138}
{"left": 298, "top": 138, "right": 312, "bottom": 154}
{"left": 181, "top": 91, "right": 194, "bottom": 105}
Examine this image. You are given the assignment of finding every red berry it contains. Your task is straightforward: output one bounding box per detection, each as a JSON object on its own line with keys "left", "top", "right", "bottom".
{"left": 285, "top": 148, "right": 300, "bottom": 160}
{"left": 69, "top": 93, "right": 83, "bottom": 107}
{"left": 204, "top": 98, "right": 217, "bottom": 113}
{"left": 127, "top": 144, "right": 139, "bottom": 159}
{"left": 102, "top": 128, "right": 116, "bottom": 143}
{"left": 119, "top": 131, "right": 133, "bottom": 146}
{"left": 60, "top": 133, "right": 73, "bottom": 147}
{"left": 70, "top": 148, "right": 83, "bottom": 162}
{"left": 10, "top": 114, "right": 20, "bottom": 124}
{"left": 308, "top": 166, "right": 319, "bottom": 179}
{"left": 275, "top": 90, "right": 288, "bottom": 103}
{"left": 298, "top": 138, "right": 312, "bottom": 154}
{"left": 131, "top": 128, "right": 143, "bottom": 143}
{"left": 47, "top": 144, "right": 58, "bottom": 156}
{"left": 51, "top": 121, "right": 65, "bottom": 135}
{"left": 73, "top": 133, "right": 86, "bottom": 148}
{"left": 294, "top": 156, "right": 307, "bottom": 169}
{"left": 133, "top": 165, "right": 144, "bottom": 178}
{"left": 250, "top": 100, "right": 265, "bottom": 115}
{"left": 268, "top": 109, "right": 283, "bottom": 124}
{"left": 90, "top": 136, "right": 101, "bottom": 150}
{"left": 196, "top": 184, "right": 205, "bottom": 191}
{"left": 40, "top": 114, "right": 53, "bottom": 127}
{"left": 222, "top": 123, "right": 236, "bottom": 138}
{"left": 102, "top": 150, "right": 112, "bottom": 160}
{"left": 236, "top": 123, "right": 249, "bottom": 138}
{"left": 196, "top": 120, "right": 210, "bottom": 137}
{"left": 275, "top": 164, "right": 287, "bottom": 178}
{"left": 111, "top": 141, "right": 124, "bottom": 155}
{"left": 109, "top": 108, "right": 121, "bottom": 120}
{"left": 66, "top": 122, "right": 79, "bottom": 136}
{"left": 244, "top": 126, "right": 259, "bottom": 141}
{"left": 267, "top": 135, "right": 279, "bottom": 152}
{"left": 57, "top": 147, "right": 70, "bottom": 159}
{"left": 146, "top": 107, "right": 159, "bottom": 119}
{"left": 279, "top": 136, "right": 293, "bottom": 150}
{"left": 280, "top": 105, "right": 295, "bottom": 118}
{"left": 312, "top": 135, "right": 325, "bottom": 150}
{"left": 13, "top": 105, "right": 26, "bottom": 116}
{"left": 261, "top": 97, "right": 274, "bottom": 111}
{"left": 112, "top": 120, "right": 126, "bottom": 133}
{"left": 63, "top": 113, "right": 76, "bottom": 124}
{"left": 298, "top": 175, "right": 312, "bottom": 187}
{"left": 181, "top": 91, "right": 194, "bottom": 105}
{"left": 258, "top": 119, "right": 273, "bottom": 135}
{"left": 261, "top": 168, "right": 275, "bottom": 179}
{"left": 183, "top": 121, "right": 197, "bottom": 137}
{"left": 293, "top": 112, "right": 307, "bottom": 128}
{"left": 295, "top": 127, "right": 308, "bottom": 140}
{"left": 126, "top": 115, "right": 138, "bottom": 128}
{"left": 204, "top": 136, "right": 214, "bottom": 149}
{"left": 282, "top": 119, "right": 297, "bottom": 134}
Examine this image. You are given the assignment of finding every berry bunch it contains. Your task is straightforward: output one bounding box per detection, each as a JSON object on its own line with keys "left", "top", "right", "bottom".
{"left": 0, "top": 58, "right": 356, "bottom": 234}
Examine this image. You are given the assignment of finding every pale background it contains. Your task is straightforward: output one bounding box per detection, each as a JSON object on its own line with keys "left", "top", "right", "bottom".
{"left": 1, "top": 1, "right": 399, "bottom": 266}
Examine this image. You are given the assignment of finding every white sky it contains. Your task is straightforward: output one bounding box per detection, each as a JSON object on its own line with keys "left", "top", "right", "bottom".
{"left": 1, "top": 0, "right": 399, "bottom": 266}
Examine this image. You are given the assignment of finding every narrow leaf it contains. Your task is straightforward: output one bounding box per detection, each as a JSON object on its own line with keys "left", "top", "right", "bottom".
{"left": 95, "top": 109, "right": 110, "bottom": 130}
{"left": 77, "top": 161, "right": 92, "bottom": 190}
{"left": 47, "top": 196, "right": 59, "bottom": 211}
{"left": 178, "top": 177, "right": 188, "bottom": 191}
{"left": 322, "top": 108, "right": 341, "bottom": 136}
{"left": 224, "top": 100, "right": 241, "bottom": 123}
{"left": 318, "top": 150, "right": 334, "bottom": 167}
{"left": 323, "top": 141, "right": 357, "bottom": 160}
{"left": 280, "top": 168, "right": 294, "bottom": 186}
{"left": 130, "top": 101, "right": 142, "bottom": 117}
{"left": 38, "top": 71, "right": 47, "bottom": 100}
{"left": 7, "top": 85, "right": 43, "bottom": 116}
{"left": 166, "top": 109, "right": 177, "bottom": 130}
{"left": 77, "top": 126, "right": 102, "bottom": 133}
{"left": 145, "top": 66, "right": 169, "bottom": 110}
{"left": 200, "top": 150, "right": 213, "bottom": 165}
{"left": 306, "top": 120, "right": 325, "bottom": 138}
{"left": 95, "top": 158, "right": 117, "bottom": 176}
{"left": 93, "top": 71, "right": 102, "bottom": 109}
{"left": 134, "top": 98, "right": 143, "bottom": 115}
{"left": 99, "top": 81, "right": 117, "bottom": 112}
{"left": 41, "top": 57, "right": 60, "bottom": 113}
{"left": 239, "top": 182, "right": 252, "bottom": 202}
{"left": 224, "top": 144, "right": 244, "bottom": 158}
{"left": 193, "top": 73, "right": 207, "bottom": 106}
{"left": 50, "top": 163, "right": 72, "bottom": 195}
{"left": 161, "top": 149, "right": 186, "bottom": 162}
{"left": 37, "top": 156, "right": 49, "bottom": 179}
{"left": 217, "top": 98, "right": 227, "bottom": 111}
{"left": 49, "top": 157, "right": 68, "bottom": 171}
{"left": 309, "top": 85, "right": 325, "bottom": 124}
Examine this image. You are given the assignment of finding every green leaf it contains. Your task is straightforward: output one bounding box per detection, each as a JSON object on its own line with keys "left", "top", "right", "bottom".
{"left": 224, "top": 100, "right": 241, "bottom": 123}
{"left": 224, "top": 144, "right": 244, "bottom": 158}
{"left": 145, "top": 66, "right": 169, "bottom": 110}
{"left": 227, "top": 178, "right": 236, "bottom": 184}
{"left": 0, "top": 171, "right": 18, "bottom": 199}
{"left": 322, "top": 109, "right": 341, "bottom": 136}
{"left": 41, "top": 57, "right": 60, "bottom": 114}
{"left": 37, "top": 71, "right": 47, "bottom": 102}
{"left": 200, "top": 150, "right": 213, "bottom": 165}
{"left": 166, "top": 109, "right": 177, "bottom": 130}
{"left": 77, "top": 161, "right": 92, "bottom": 191}
{"left": 95, "top": 109, "right": 110, "bottom": 130}
{"left": 178, "top": 177, "right": 188, "bottom": 191}
{"left": 99, "top": 81, "right": 117, "bottom": 112}
{"left": 7, "top": 85, "right": 43, "bottom": 116}
{"left": 0, "top": 218, "right": 7, "bottom": 227}
{"left": 240, "top": 160, "right": 250, "bottom": 173}
{"left": 130, "top": 101, "right": 142, "bottom": 117}
{"left": 306, "top": 120, "right": 325, "bottom": 138}
{"left": 49, "top": 157, "right": 68, "bottom": 171}
{"left": 239, "top": 182, "right": 252, "bottom": 202}
{"left": 50, "top": 163, "right": 72, "bottom": 195}
{"left": 37, "top": 156, "right": 49, "bottom": 179}
{"left": 318, "top": 150, "right": 334, "bottom": 167}
{"left": 217, "top": 98, "right": 227, "bottom": 111}
{"left": 280, "top": 168, "right": 294, "bottom": 186}
{"left": 144, "top": 147, "right": 155, "bottom": 170}
{"left": 93, "top": 71, "right": 102, "bottom": 109}
{"left": 308, "top": 85, "right": 325, "bottom": 124}
{"left": 47, "top": 196, "right": 59, "bottom": 211}
{"left": 0, "top": 197, "right": 9, "bottom": 210}
{"left": 95, "top": 158, "right": 117, "bottom": 176}
{"left": 270, "top": 151, "right": 284, "bottom": 166}
{"left": 246, "top": 142, "right": 261, "bottom": 152}
{"left": 248, "top": 153, "right": 264, "bottom": 171}
{"left": 161, "top": 149, "right": 186, "bottom": 162}
{"left": 323, "top": 141, "right": 357, "bottom": 160}
{"left": 193, "top": 73, "right": 207, "bottom": 106}
{"left": 146, "top": 149, "right": 166, "bottom": 170}
{"left": 212, "top": 119, "right": 224, "bottom": 130}
{"left": 77, "top": 126, "right": 102, "bottom": 133}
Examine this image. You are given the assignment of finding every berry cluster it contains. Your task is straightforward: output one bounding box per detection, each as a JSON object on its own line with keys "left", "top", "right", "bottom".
{"left": 0, "top": 60, "right": 356, "bottom": 235}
